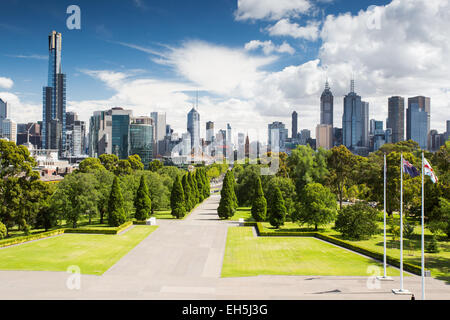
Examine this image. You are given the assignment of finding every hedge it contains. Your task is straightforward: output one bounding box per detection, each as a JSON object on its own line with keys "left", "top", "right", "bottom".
{"left": 0, "top": 221, "right": 135, "bottom": 248}
{"left": 0, "top": 229, "right": 65, "bottom": 248}
{"left": 65, "top": 221, "right": 133, "bottom": 235}
{"left": 244, "top": 222, "right": 423, "bottom": 276}
{"left": 133, "top": 220, "right": 147, "bottom": 225}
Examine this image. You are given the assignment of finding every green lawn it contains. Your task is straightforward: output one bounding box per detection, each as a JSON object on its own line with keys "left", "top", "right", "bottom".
{"left": 222, "top": 227, "right": 401, "bottom": 278}
{"left": 0, "top": 225, "right": 157, "bottom": 275}
{"left": 230, "top": 207, "right": 254, "bottom": 221}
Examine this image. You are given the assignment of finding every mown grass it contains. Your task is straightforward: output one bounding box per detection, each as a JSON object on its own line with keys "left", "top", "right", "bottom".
{"left": 222, "top": 227, "right": 401, "bottom": 277}
{"left": 0, "top": 226, "right": 157, "bottom": 275}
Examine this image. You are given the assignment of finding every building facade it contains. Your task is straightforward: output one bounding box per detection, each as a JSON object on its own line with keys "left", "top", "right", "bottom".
{"left": 320, "top": 80, "right": 333, "bottom": 126}
{"left": 187, "top": 107, "right": 200, "bottom": 154}
{"left": 407, "top": 96, "right": 430, "bottom": 150}
{"left": 130, "top": 117, "right": 153, "bottom": 167}
{"left": 316, "top": 124, "right": 333, "bottom": 150}
{"left": 268, "top": 121, "right": 288, "bottom": 152}
{"left": 387, "top": 96, "right": 405, "bottom": 143}
{"left": 292, "top": 111, "right": 298, "bottom": 139}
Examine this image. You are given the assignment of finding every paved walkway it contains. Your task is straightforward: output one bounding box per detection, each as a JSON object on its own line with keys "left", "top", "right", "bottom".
{"left": 0, "top": 194, "right": 449, "bottom": 300}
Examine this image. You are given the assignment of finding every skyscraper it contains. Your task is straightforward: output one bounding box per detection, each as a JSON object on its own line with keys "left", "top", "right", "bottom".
{"left": 320, "top": 80, "right": 333, "bottom": 126}
{"left": 150, "top": 112, "right": 166, "bottom": 156}
{"left": 130, "top": 117, "right": 153, "bottom": 167}
{"left": 206, "top": 121, "right": 214, "bottom": 143}
{"left": 387, "top": 96, "right": 405, "bottom": 143}
{"left": 42, "top": 31, "right": 66, "bottom": 152}
{"left": 0, "top": 119, "right": 17, "bottom": 143}
{"left": 342, "top": 80, "right": 369, "bottom": 154}
{"left": 407, "top": 96, "right": 430, "bottom": 150}
{"left": 0, "top": 98, "right": 8, "bottom": 120}
{"left": 268, "top": 121, "right": 288, "bottom": 152}
{"left": 291, "top": 111, "right": 298, "bottom": 139}
{"left": 316, "top": 124, "right": 333, "bottom": 150}
{"left": 187, "top": 107, "right": 200, "bottom": 154}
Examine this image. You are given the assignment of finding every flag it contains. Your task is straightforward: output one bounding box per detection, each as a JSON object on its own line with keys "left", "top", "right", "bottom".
{"left": 423, "top": 158, "right": 438, "bottom": 183}
{"left": 403, "top": 159, "right": 420, "bottom": 178}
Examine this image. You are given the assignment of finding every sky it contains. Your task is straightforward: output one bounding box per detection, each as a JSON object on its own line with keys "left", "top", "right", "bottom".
{"left": 0, "top": 0, "right": 449, "bottom": 143}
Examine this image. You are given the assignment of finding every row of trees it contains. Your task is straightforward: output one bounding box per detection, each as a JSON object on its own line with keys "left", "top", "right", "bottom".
{"left": 170, "top": 167, "right": 210, "bottom": 219}
{"left": 230, "top": 140, "right": 449, "bottom": 239}
{"left": 0, "top": 138, "right": 190, "bottom": 238}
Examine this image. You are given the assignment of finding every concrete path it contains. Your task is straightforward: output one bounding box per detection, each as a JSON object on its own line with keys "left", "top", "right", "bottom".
{"left": 0, "top": 194, "right": 449, "bottom": 300}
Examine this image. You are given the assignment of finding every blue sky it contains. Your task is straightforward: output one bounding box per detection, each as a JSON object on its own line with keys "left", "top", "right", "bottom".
{"left": 0, "top": 0, "right": 448, "bottom": 140}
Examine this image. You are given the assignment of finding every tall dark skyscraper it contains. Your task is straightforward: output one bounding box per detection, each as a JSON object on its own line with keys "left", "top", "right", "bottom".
{"left": 407, "top": 96, "right": 430, "bottom": 150}
{"left": 291, "top": 111, "right": 298, "bottom": 139}
{"left": 42, "top": 31, "right": 66, "bottom": 152}
{"left": 320, "top": 80, "right": 333, "bottom": 126}
{"left": 342, "top": 80, "right": 369, "bottom": 154}
{"left": 387, "top": 96, "right": 405, "bottom": 143}
{"left": 187, "top": 107, "right": 200, "bottom": 153}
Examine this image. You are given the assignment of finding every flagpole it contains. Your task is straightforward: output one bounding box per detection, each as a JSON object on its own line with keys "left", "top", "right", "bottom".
{"left": 400, "top": 153, "right": 404, "bottom": 291}
{"left": 393, "top": 153, "right": 409, "bottom": 294}
{"left": 378, "top": 153, "right": 392, "bottom": 281}
{"left": 421, "top": 152, "right": 425, "bottom": 300}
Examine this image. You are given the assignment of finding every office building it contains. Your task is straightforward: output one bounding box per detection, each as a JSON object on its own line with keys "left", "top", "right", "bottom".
{"left": 0, "top": 119, "right": 17, "bottom": 143}
{"left": 316, "top": 124, "right": 333, "bottom": 150}
{"left": 292, "top": 111, "right": 298, "bottom": 139}
{"left": 299, "top": 129, "right": 311, "bottom": 145}
{"left": 387, "top": 96, "right": 405, "bottom": 143}
{"left": 42, "top": 31, "right": 66, "bottom": 153}
{"left": 268, "top": 121, "right": 288, "bottom": 152}
{"left": 130, "top": 117, "right": 153, "bottom": 167}
{"left": 88, "top": 107, "right": 132, "bottom": 159}
{"left": 342, "top": 80, "right": 369, "bottom": 155}
{"left": 407, "top": 96, "right": 430, "bottom": 150}
{"left": 320, "top": 80, "right": 333, "bottom": 126}
{"left": 333, "top": 127, "right": 343, "bottom": 147}
{"left": 206, "top": 121, "right": 214, "bottom": 143}
{"left": 150, "top": 112, "right": 166, "bottom": 156}
{"left": 187, "top": 107, "right": 200, "bottom": 154}
{"left": 0, "top": 98, "right": 8, "bottom": 120}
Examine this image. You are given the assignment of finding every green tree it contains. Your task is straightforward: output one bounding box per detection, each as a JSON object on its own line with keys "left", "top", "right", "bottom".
{"left": 108, "top": 176, "right": 128, "bottom": 226}
{"left": 99, "top": 154, "right": 119, "bottom": 171}
{"left": 34, "top": 182, "right": 58, "bottom": 231}
{"left": 78, "top": 157, "right": 105, "bottom": 173}
{"left": 182, "top": 173, "right": 193, "bottom": 211}
{"left": 425, "top": 235, "right": 440, "bottom": 253}
{"left": 128, "top": 154, "right": 144, "bottom": 171}
{"left": 293, "top": 182, "right": 337, "bottom": 231}
{"left": 149, "top": 160, "right": 163, "bottom": 172}
{"left": 335, "top": 202, "right": 379, "bottom": 240}
{"left": 218, "top": 171, "right": 236, "bottom": 219}
{"left": 235, "top": 164, "right": 261, "bottom": 206}
{"left": 429, "top": 197, "right": 450, "bottom": 238}
{"left": 251, "top": 177, "right": 267, "bottom": 222}
{"left": 327, "top": 145, "right": 357, "bottom": 209}
{"left": 264, "top": 176, "right": 296, "bottom": 220}
{"left": 195, "top": 169, "right": 205, "bottom": 202}
{"left": 268, "top": 186, "right": 286, "bottom": 228}
{"left": 94, "top": 169, "right": 115, "bottom": 224}
{"left": 170, "top": 175, "right": 186, "bottom": 219}
{"left": 134, "top": 175, "right": 151, "bottom": 221}
{"left": 189, "top": 171, "right": 200, "bottom": 205}
{"left": 115, "top": 159, "right": 133, "bottom": 176}
{"left": 51, "top": 173, "right": 99, "bottom": 228}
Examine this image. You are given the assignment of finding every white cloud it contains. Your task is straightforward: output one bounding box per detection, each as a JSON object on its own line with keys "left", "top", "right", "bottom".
{"left": 244, "top": 40, "right": 295, "bottom": 55}
{"left": 235, "top": 0, "right": 312, "bottom": 21}
{"left": 266, "top": 19, "right": 320, "bottom": 41}
{"left": 5, "top": 54, "right": 47, "bottom": 60}
{"left": 0, "top": 77, "right": 13, "bottom": 89}
{"left": 0, "top": 91, "right": 41, "bottom": 124}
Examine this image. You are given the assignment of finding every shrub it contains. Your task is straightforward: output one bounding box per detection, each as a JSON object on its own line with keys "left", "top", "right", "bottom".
{"left": 425, "top": 235, "right": 440, "bottom": 253}
{"left": 171, "top": 175, "right": 186, "bottom": 219}
{"left": 0, "top": 222, "right": 6, "bottom": 240}
{"left": 108, "top": 177, "right": 128, "bottom": 226}
{"left": 134, "top": 175, "right": 151, "bottom": 221}
{"left": 335, "top": 202, "right": 379, "bottom": 240}
{"left": 251, "top": 177, "right": 267, "bottom": 222}
{"left": 218, "top": 171, "right": 236, "bottom": 219}
{"left": 268, "top": 186, "right": 286, "bottom": 228}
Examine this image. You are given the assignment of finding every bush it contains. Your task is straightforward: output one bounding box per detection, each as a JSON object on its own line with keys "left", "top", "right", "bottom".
{"left": 425, "top": 235, "right": 440, "bottom": 253}
{"left": 251, "top": 177, "right": 267, "bottom": 222}
{"left": 335, "top": 202, "right": 379, "bottom": 240}
{"left": 268, "top": 186, "right": 286, "bottom": 228}
{"left": 134, "top": 175, "right": 151, "bottom": 221}
{"left": 108, "top": 177, "right": 128, "bottom": 227}
{"left": 171, "top": 175, "right": 186, "bottom": 219}
{"left": 218, "top": 171, "right": 236, "bottom": 219}
{"left": 0, "top": 222, "right": 6, "bottom": 240}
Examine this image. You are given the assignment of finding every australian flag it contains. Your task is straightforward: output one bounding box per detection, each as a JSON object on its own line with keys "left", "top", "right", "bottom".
{"left": 403, "top": 159, "right": 420, "bottom": 178}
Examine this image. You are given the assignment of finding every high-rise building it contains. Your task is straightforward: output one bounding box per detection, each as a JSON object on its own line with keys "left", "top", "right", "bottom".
{"left": 291, "top": 111, "right": 298, "bottom": 139}
{"left": 206, "top": 121, "right": 214, "bottom": 143}
{"left": 333, "top": 127, "right": 343, "bottom": 147}
{"left": 150, "top": 112, "right": 166, "bottom": 156}
{"left": 320, "top": 80, "right": 333, "bottom": 126}
{"left": 342, "top": 80, "right": 369, "bottom": 154}
{"left": 16, "top": 123, "right": 42, "bottom": 148}
{"left": 299, "top": 129, "right": 311, "bottom": 145}
{"left": 387, "top": 96, "right": 405, "bottom": 143}
{"left": 316, "top": 124, "right": 333, "bottom": 150}
{"left": 88, "top": 107, "right": 132, "bottom": 159}
{"left": 226, "top": 123, "right": 232, "bottom": 160}
{"left": 268, "top": 121, "right": 288, "bottom": 152}
{"left": 0, "top": 119, "right": 17, "bottom": 143}
{"left": 187, "top": 107, "right": 200, "bottom": 154}
{"left": 407, "top": 96, "right": 430, "bottom": 150}
{"left": 371, "top": 120, "right": 385, "bottom": 151}
{"left": 0, "top": 98, "right": 8, "bottom": 120}
{"left": 64, "top": 112, "right": 85, "bottom": 157}
{"left": 429, "top": 129, "right": 445, "bottom": 152}
{"left": 130, "top": 117, "right": 153, "bottom": 167}
{"left": 237, "top": 132, "right": 245, "bottom": 161}
{"left": 42, "top": 31, "right": 66, "bottom": 153}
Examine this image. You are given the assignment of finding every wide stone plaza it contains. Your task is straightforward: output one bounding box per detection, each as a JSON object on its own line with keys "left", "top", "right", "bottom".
{"left": 0, "top": 195, "right": 448, "bottom": 300}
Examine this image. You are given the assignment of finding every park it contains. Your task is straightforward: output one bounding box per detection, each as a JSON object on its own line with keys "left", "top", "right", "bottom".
{"left": 0, "top": 139, "right": 449, "bottom": 299}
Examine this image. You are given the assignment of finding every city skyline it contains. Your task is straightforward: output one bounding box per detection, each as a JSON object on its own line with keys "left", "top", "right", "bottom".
{"left": 0, "top": 0, "right": 448, "bottom": 140}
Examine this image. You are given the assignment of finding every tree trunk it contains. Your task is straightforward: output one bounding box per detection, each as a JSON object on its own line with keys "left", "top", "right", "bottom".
{"left": 100, "top": 210, "right": 104, "bottom": 224}
{"left": 314, "top": 224, "right": 318, "bottom": 231}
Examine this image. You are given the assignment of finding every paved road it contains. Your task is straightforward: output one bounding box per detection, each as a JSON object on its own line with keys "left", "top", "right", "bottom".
{"left": 0, "top": 194, "right": 449, "bottom": 300}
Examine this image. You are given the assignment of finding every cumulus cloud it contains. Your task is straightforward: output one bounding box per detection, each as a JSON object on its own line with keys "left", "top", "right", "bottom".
{"left": 0, "top": 77, "right": 13, "bottom": 89}
{"left": 235, "top": 0, "right": 312, "bottom": 21}
{"left": 266, "top": 19, "right": 320, "bottom": 41}
{"left": 244, "top": 40, "right": 295, "bottom": 55}
{"left": 0, "top": 91, "right": 41, "bottom": 124}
